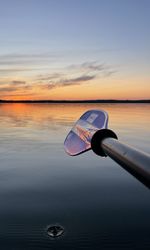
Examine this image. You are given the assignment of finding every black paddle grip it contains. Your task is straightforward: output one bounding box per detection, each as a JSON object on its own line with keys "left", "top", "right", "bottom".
{"left": 91, "top": 129, "right": 118, "bottom": 156}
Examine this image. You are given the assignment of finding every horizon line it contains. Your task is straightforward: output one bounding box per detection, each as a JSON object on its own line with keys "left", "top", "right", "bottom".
{"left": 0, "top": 99, "right": 150, "bottom": 103}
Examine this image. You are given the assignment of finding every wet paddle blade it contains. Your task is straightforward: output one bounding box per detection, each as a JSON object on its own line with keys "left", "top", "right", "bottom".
{"left": 64, "top": 110, "right": 108, "bottom": 156}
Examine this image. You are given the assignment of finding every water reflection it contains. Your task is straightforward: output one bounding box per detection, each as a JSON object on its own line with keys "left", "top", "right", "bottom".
{"left": 0, "top": 103, "right": 149, "bottom": 151}
{"left": 0, "top": 103, "right": 149, "bottom": 128}
{"left": 0, "top": 103, "right": 150, "bottom": 250}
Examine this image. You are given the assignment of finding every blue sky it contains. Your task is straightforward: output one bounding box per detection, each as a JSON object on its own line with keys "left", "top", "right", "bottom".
{"left": 0, "top": 0, "right": 150, "bottom": 99}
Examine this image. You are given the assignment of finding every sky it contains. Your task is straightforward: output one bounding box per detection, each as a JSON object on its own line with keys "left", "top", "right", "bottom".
{"left": 0, "top": 0, "right": 150, "bottom": 100}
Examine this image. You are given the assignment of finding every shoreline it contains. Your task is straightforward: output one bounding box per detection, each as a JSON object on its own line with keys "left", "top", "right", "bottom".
{"left": 0, "top": 99, "right": 150, "bottom": 104}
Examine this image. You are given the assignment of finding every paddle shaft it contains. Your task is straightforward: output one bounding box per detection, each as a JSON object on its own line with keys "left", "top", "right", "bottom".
{"left": 101, "top": 138, "right": 150, "bottom": 188}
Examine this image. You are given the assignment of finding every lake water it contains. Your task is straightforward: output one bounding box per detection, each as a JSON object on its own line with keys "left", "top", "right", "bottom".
{"left": 0, "top": 103, "right": 149, "bottom": 250}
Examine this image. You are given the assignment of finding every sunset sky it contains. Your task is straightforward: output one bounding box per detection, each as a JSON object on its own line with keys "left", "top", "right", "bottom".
{"left": 0, "top": 0, "right": 150, "bottom": 100}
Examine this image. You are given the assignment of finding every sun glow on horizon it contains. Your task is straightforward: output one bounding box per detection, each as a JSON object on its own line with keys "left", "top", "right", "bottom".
{"left": 1, "top": 76, "right": 150, "bottom": 101}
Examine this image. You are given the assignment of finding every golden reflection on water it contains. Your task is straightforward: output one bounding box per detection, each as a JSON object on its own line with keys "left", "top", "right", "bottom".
{"left": 0, "top": 103, "right": 149, "bottom": 130}
{"left": 0, "top": 103, "right": 149, "bottom": 160}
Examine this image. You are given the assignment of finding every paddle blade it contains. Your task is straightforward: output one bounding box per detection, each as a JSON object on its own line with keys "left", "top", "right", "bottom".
{"left": 64, "top": 110, "right": 108, "bottom": 156}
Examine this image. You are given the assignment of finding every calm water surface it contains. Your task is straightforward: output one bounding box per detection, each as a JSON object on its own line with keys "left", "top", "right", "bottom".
{"left": 0, "top": 103, "right": 149, "bottom": 249}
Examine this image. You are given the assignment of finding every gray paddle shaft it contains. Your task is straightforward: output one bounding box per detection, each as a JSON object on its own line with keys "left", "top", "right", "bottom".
{"left": 102, "top": 138, "right": 150, "bottom": 188}
{"left": 92, "top": 132, "right": 150, "bottom": 188}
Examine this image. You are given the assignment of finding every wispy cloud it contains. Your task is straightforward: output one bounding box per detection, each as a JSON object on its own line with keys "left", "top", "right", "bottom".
{"left": 38, "top": 61, "right": 116, "bottom": 89}
{"left": 0, "top": 60, "right": 116, "bottom": 99}
{"left": 0, "top": 86, "right": 17, "bottom": 92}
{"left": 44, "top": 75, "right": 96, "bottom": 89}
{"left": 37, "top": 73, "right": 64, "bottom": 82}
{"left": 68, "top": 61, "right": 116, "bottom": 76}
{"left": 0, "top": 68, "right": 45, "bottom": 74}
{"left": 61, "top": 75, "right": 95, "bottom": 84}
{"left": 11, "top": 80, "right": 26, "bottom": 85}
{"left": 68, "top": 61, "right": 105, "bottom": 71}
{"left": 0, "top": 52, "right": 59, "bottom": 77}
{"left": 0, "top": 52, "right": 58, "bottom": 65}
{"left": 0, "top": 81, "right": 32, "bottom": 94}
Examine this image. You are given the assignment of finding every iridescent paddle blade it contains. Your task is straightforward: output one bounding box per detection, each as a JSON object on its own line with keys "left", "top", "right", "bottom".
{"left": 64, "top": 110, "right": 108, "bottom": 156}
